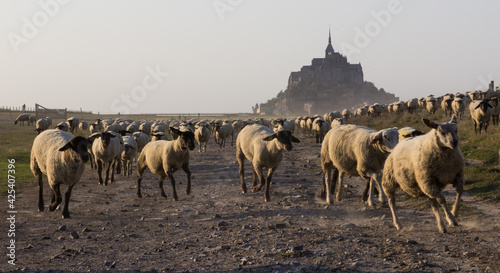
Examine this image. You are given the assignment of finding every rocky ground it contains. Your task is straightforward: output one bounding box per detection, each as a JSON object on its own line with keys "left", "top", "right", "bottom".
{"left": 3, "top": 135, "right": 500, "bottom": 272}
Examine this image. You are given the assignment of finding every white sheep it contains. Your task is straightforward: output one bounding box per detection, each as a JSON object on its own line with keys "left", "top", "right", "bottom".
{"left": 14, "top": 113, "right": 30, "bottom": 125}
{"left": 441, "top": 97, "right": 454, "bottom": 117}
{"left": 320, "top": 125, "right": 399, "bottom": 206}
{"left": 35, "top": 118, "right": 49, "bottom": 134}
{"left": 194, "top": 122, "right": 211, "bottom": 152}
{"left": 382, "top": 116, "right": 464, "bottom": 233}
{"left": 89, "top": 123, "right": 100, "bottom": 134}
{"left": 121, "top": 136, "right": 137, "bottom": 176}
{"left": 406, "top": 98, "right": 419, "bottom": 114}
{"left": 91, "top": 131, "right": 122, "bottom": 185}
{"left": 30, "top": 130, "right": 90, "bottom": 218}
{"left": 469, "top": 99, "right": 494, "bottom": 133}
{"left": 451, "top": 97, "right": 465, "bottom": 120}
{"left": 132, "top": 131, "right": 149, "bottom": 156}
{"left": 330, "top": 118, "right": 346, "bottom": 128}
{"left": 426, "top": 96, "right": 438, "bottom": 115}
{"left": 341, "top": 109, "right": 351, "bottom": 122}
{"left": 45, "top": 117, "right": 53, "bottom": 126}
{"left": 236, "top": 124, "right": 300, "bottom": 202}
{"left": 312, "top": 118, "right": 330, "bottom": 143}
{"left": 136, "top": 127, "right": 195, "bottom": 200}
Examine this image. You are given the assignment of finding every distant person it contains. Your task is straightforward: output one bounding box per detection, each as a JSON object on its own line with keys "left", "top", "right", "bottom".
{"left": 22, "top": 104, "right": 26, "bottom": 112}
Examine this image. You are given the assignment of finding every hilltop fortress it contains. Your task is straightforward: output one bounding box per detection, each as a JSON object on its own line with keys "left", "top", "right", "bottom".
{"left": 255, "top": 30, "right": 397, "bottom": 115}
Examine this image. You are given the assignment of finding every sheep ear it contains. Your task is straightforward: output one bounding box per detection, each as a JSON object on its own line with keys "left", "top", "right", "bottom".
{"left": 423, "top": 118, "right": 438, "bottom": 129}
{"left": 369, "top": 132, "right": 382, "bottom": 145}
{"left": 89, "top": 133, "right": 101, "bottom": 139}
{"left": 170, "top": 127, "right": 181, "bottom": 135}
{"left": 474, "top": 103, "right": 481, "bottom": 110}
{"left": 59, "top": 142, "right": 72, "bottom": 152}
{"left": 290, "top": 135, "right": 300, "bottom": 143}
{"left": 263, "top": 134, "right": 276, "bottom": 141}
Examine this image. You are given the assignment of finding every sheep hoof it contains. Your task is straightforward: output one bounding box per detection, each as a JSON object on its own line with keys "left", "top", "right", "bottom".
{"left": 62, "top": 213, "right": 70, "bottom": 219}
{"left": 161, "top": 193, "right": 167, "bottom": 199}
{"left": 137, "top": 193, "right": 142, "bottom": 198}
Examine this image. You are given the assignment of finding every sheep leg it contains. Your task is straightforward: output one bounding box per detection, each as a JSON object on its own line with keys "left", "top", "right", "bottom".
{"left": 237, "top": 153, "right": 247, "bottom": 194}
{"left": 322, "top": 165, "right": 333, "bottom": 204}
{"left": 385, "top": 187, "right": 402, "bottom": 230}
{"left": 104, "top": 162, "right": 111, "bottom": 186}
{"left": 49, "top": 184, "right": 62, "bottom": 212}
{"left": 62, "top": 184, "right": 74, "bottom": 219}
{"left": 157, "top": 175, "right": 168, "bottom": 198}
{"left": 253, "top": 165, "right": 265, "bottom": 193}
{"left": 451, "top": 174, "right": 464, "bottom": 217}
{"left": 435, "top": 193, "right": 459, "bottom": 227}
{"left": 251, "top": 167, "right": 258, "bottom": 192}
{"left": 182, "top": 163, "right": 191, "bottom": 195}
{"left": 167, "top": 171, "right": 178, "bottom": 201}
{"left": 111, "top": 160, "right": 116, "bottom": 182}
{"left": 264, "top": 167, "right": 276, "bottom": 202}
{"left": 336, "top": 172, "right": 345, "bottom": 202}
{"left": 430, "top": 198, "right": 447, "bottom": 233}
{"left": 97, "top": 160, "right": 104, "bottom": 185}
{"left": 35, "top": 169, "right": 44, "bottom": 212}
{"left": 371, "top": 173, "right": 386, "bottom": 205}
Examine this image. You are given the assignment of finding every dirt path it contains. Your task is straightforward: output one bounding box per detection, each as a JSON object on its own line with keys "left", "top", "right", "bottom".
{"left": 3, "top": 136, "right": 500, "bottom": 272}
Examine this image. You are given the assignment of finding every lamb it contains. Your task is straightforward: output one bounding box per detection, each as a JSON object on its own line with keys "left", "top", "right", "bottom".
{"left": 30, "top": 130, "right": 90, "bottom": 218}
{"left": 469, "top": 99, "right": 494, "bottom": 133}
{"left": 382, "top": 116, "right": 464, "bottom": 233}
{"left": 136, "top": 127, "right": 195, "bottom": 200}
{"left": 121, "top": 136, "right": 137, "bottom": 176}
{"left": 90, "top": 132, "right": 122, "bottom": 185}
{"left": 14, "top": 113, "right": 30, "bottom": 125}
{"left": 66, "top": 117, "right": 79, "bottom": 133}
{"left": 215, "top": 122, "right": 234, "bottom": 148}
{"left": 35, "top": 118, "right": 49, "bottom": 134}
{"left": 55, "top": 122, "right": 69, "bottom": 131}
{"left": 79, "top": 121, "right": 89, "bottom": 132}
{"left": 451, "top": 97, "right": 465, "bottom": 120}
{"left": 320, "top": 125, "right": 399, "bottom": 206}
{"left": 236, "top": 124, "right": 300, "bottom": 202}
{"left": 194, "top": 122, "right": 211, "bottom": 152}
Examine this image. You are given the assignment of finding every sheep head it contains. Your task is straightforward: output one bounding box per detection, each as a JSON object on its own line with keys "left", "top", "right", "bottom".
{"left": 263, "top": 130, "right": 300, "bottom": 152}
{"left": 369, "top": 128, "right": 399, "bottom": 153}
{"left": 423, "top": 117, "right": 459, "bottom": 149}
{"left": 59, "top": 136, "right": 90, "bottom": 163}
{"left": 171, "top": 127, "right": 195, "bottom": 151}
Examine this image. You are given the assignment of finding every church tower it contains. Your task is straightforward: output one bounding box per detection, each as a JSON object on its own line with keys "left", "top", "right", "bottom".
{"left": 325, "top": 28, "right": 334, "bottom": 58}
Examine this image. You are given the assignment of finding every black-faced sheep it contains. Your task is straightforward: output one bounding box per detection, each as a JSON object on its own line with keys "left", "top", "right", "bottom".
{"left": 30, "top": 130, "right": 90, "bottom": 218}
{"left": 14, "top": 114, "right": 30, "bottom": 125}
{"left": 382, "top": 116, "right": 464, "bottom": 233}
{"left": 236, "top": 124, "right": 300, "bottom": 202}
{"left": 136, "top": 127, "right": 195, "bottom": 200}
{"left": 91, "top": 132, "right": 122, "bottom": 185}
{"left": 469, "top": 99, "right": 494, "bottom": 133}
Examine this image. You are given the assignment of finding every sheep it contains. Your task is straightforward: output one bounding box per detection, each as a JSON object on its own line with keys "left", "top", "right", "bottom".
{"left": 441, "top": 97, "right": 454, "bottom": 117}
{"left": 194, "top": 122, "right": 211, "bottom": 152}
{"left": 132, "top": 131, "right": 149, "bottom": 156}
{"left": 14, "top": 113, "right": 30, "bottom": 125}
{"left": 341, "top": 109, "right": 351, "bottom": 122}
{"left": 491, "top": 97, "right": 499, "bottom": 125}
{"left": 469, "top": 99, "right": 494, "bottom": 133}
{"left": 406, "top": 98, "right": 419, "bottom": 114}
{"left": 121, "top": 136, "right": 137, "bottom": 176}
{"left": 105, "top": 124, "right": 122, "bottom": 133}
{"left": 79, "top": 121, "right": 89, "bottom": 132}
{"left": 30, "top": 130, "right": 90, "bottom": 218}
{"left": 393, "top": 101, "right": 406, "bottom": 114}
{"left": 236, "top": 124, "right": 300, "bottom": 202}
{"left": 45, "top": 117, "right": 52, "bottom": 126}
{"left": 136, "top": 127, "right": 195, "bottom": 200}
{"left": 55, "top": 122, "right": 69, "bottom": 132}
{"left": 232, "top": 120, "right": 244, "bottom": 133}
{"left": 331, "top": 118, "right": 346, "bottom": 128}
{"left": 89, "top": 123, "right": 100, "bottom": 134}
{"left": 215, "top": 122, "right": 234, "bottom": 148}
{"left": 66, "top": 117, "right": 79, "bottom": 133}
{"left": 382, "top": 116, "right": 464, "bottom": 233}
{"left": 139, "top": 122, "right": 152, "bottom": 135}
{"left": 152, "top": 132, "right": 169, "bottom": 141}
{"left": 273, "top": 118, "right": 295, "bottom": 134}
{"left": 451, "top": 97, "right": 466, "bottom": 120}
{"left": 35, "top": 118, "right": 49, "bottom": 134}
{"left": 29, "top": 115, "right": 36, "bottom": 125}
{"left": 426, "top": 96, "right": 438, "bottom": 115}
{"left": 320, "top": 125, "right": 399, "bottom": 206}
{"left": 368, "top": 104, "right": 383, "bottom": 117}
{"left": 91, "top": 132, "right": 122, "bottom": 185}
{"left": 398, "top": 127, "right": 424, "bottom": 141}
{"left": 312, "top": 118, "right": 330, "bottom": 143}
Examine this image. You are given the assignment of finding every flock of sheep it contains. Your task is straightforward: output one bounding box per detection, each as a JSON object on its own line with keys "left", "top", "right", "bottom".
{"left": 23, "top": 88, "right": 498, "bottom": 233}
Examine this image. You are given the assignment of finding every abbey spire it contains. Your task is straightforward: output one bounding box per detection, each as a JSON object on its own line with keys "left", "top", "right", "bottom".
{"left": 325, "top": 28, "right": 334, "bottom": 57}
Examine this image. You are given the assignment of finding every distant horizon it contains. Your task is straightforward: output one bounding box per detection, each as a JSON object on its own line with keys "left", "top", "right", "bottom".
{"left": 2, "top": 1, "right": 499, "bottom": 114}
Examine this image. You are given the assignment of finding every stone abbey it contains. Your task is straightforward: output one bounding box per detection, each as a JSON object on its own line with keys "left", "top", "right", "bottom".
{"left": 256, "top": 30, "right": 397, "bottom": 115}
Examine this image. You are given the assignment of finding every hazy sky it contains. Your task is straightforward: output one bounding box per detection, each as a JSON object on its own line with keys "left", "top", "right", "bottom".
{"left": 1, "top": 0, "right": 499, "bottom": 114}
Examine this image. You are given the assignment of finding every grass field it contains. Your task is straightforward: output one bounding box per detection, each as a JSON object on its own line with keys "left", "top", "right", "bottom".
{"left": 1, "top": 109, "right": 499, "bottom": 202}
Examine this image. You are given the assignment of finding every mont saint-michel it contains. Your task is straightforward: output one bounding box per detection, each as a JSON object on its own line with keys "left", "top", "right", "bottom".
{"left": 256, "top": 30, "right": 398, "bottom": 115}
